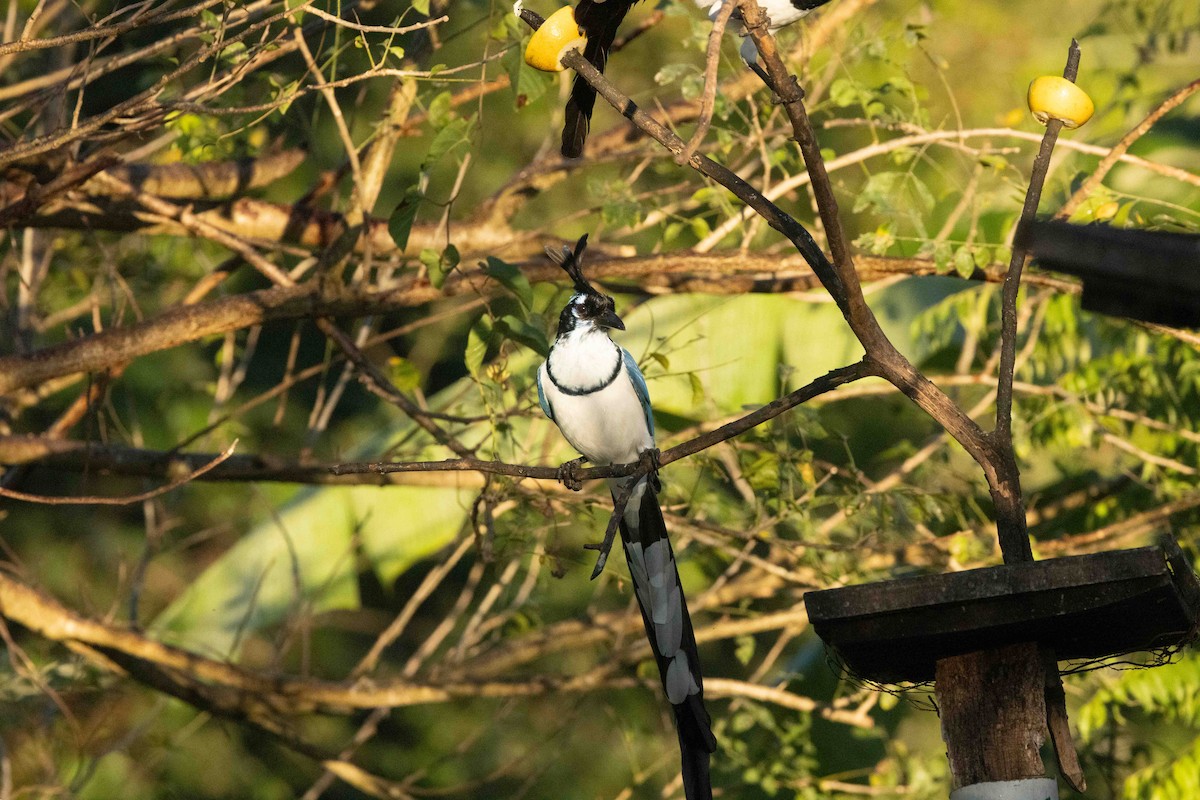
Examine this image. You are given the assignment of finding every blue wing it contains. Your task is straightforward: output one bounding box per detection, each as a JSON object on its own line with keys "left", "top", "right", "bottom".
{"left": 622, "top": 348, "right": 655, "bottom": 438}
{"left": 536, "top": 366, "right": 554, "bottom": 421}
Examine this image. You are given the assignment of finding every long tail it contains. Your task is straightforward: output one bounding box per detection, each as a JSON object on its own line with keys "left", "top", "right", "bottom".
{"left": 561, "top": 1, "right": 634, "bottom": 158}
{"left": 617, "top": 477, "right": 716, "bottom": 800}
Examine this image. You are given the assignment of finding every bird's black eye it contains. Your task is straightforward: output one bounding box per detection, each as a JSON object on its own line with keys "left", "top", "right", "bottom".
{"left": 574, "top": 295, "right": 596, "bottom": 316}
{"left": 568, "top": 292, "right": 614, "bottom": 322}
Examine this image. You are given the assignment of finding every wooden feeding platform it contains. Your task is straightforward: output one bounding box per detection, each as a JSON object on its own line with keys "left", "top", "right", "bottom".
{"left": 804, "top": 540, "right": 1200, "bottom": 684}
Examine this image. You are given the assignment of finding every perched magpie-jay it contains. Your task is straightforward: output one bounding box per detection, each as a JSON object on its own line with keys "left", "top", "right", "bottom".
{"left": 560, "top": 0, "right": 832, "bottom": 157}
{"left": 536, "top": 236, "right": 716, "bottom": 800}
{"left": 695, "top": 0, "right": 834, "bottom": 66}
{"left": 561, "top": 0, "right": 640, "bottom": 158}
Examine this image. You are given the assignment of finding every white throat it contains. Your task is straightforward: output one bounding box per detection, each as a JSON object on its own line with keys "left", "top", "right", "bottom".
{"left": 546, "top": 325, "right": 622, "bottom": 393}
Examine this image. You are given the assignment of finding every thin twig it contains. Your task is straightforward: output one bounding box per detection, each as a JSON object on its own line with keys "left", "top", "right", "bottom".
{"left": 0, "top": 0, "right": 223, "bottom": 57}
{"left": 301, "top": 7, "right": 448, "bottom": 35}
{"left": 996, "top": 40, "right": 1080, "bottom": 445}
{"left": 678, "top": 0, "right": 739, "bottom": 164}
{"left": 293, "top": 28, "right": 365, "bottom": 214}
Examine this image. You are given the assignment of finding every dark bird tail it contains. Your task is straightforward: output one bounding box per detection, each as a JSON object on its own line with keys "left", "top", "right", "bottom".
{"left": 561, "top": 1, "right": 635, "bottom": 158}
{"left": 616, "top": 477, "right": 716, "bottom": 800}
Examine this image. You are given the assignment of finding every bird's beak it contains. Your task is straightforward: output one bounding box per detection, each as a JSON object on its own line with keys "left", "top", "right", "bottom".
{"left": 598, "top": 309, "right": 625, "bottom": 331}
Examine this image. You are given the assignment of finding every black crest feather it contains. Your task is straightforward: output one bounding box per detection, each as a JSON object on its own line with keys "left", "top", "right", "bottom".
{"left": 545, "top": 234, "right": 594, "bottom": 295}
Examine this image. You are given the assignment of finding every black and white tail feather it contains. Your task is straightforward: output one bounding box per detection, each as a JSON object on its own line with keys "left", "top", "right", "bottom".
{"left": 620, "top": 482, "right": 716, "bottom": 800}
{"left": 562, "top": 0, "right": 639, "bottom": 158}
{"left": 535, "top": 236, "right": 715, "bottom": 800}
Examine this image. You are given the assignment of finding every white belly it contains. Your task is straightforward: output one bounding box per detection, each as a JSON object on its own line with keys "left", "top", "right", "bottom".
{"left": 540, "top": 365, "right": 654, "bottom": 466}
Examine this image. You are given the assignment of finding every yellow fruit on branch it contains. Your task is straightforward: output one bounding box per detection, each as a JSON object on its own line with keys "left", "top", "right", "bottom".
{"left": 1027, "top": 75, "right": 1094, "bottom": 129}
{"left": 524, "top": 6, "right": 586, "bottom": 72}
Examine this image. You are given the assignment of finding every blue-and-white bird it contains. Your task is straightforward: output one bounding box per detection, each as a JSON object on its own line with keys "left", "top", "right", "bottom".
{"left": 536, "top": 235, "right": 716, "bottom": 800}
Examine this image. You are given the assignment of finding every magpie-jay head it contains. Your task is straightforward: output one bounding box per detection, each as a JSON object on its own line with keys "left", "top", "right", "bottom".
{"left": 558, "top": 290, "right": 625, "bottom": 336}
{"left": 546, "top": 233, "right": 625, "bottom": 336}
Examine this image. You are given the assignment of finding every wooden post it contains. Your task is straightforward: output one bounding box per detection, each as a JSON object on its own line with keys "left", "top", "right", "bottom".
{"left": 935, "top": 643, "right": 1047, "bottom": 790}
{"left": 933, "top": 467, "right": 1057, "bottom": 798}
{"left": 808, "top": 544, "right": 1200, "bottom": 798}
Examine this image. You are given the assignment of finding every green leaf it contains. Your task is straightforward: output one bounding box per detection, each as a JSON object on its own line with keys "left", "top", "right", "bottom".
{"left": 484, "top": 256, "right": 533, "bottom": 311}
{"left": 501, "top": 44, "right": 549, "bottom": 107}
{"left": 953, "top": 246, "right": 976, "bottom": 278}
{"left": 154, "top": 484, "right": 464, "bottom": 653}
{"left": 854, "top": 225, "right": 895, "bottom": 255}
{"left": 852, "top": 172, "right": 935, "bottom": 217}
{"left": 465, "top": 315, "right": 494, "bottom": 376}
{"left": 386, "top": 357, "right": 422, "bottom": 391}
{"left": 978, "top": 153, "right": 1009, "bottom": 171}
{"left": 602, "top": 200, "right": 641, "bottom": 229}
{"left": 882, "top": 76, "right": 915, "bottom": 96}
{"left": 427, "top": 90, "right": 453, "bottom": 129}
{"left": 497, "top": 315, "right": 550, "bottom": 356}
{"left": 829, "top": 78, "right": 862, "bottom": 108}
{"left": 420, "top": 244, "right": 459, "bottom": 289}
{"left": 425, "top": 117, "right": 471, "bottom": 167}
{"left": 654, "top": 63, "right": 695, "bottom": 86}
{"left": 419, "top": 248, "right": 441, "bottom": 278}
{"left": 680, "top": 72, "right": 705, "bottom": 100}
{"left": 387, "top": 187, "right": 422, "bottom": 250}
{"left": 735, "top": 635, "right": 756, "bottom": 666}
{"left": 412, "top": 0, "right": 431, "bottom": 15}
{"left": 933, "top": 241, "right": 953, "bottom": 274}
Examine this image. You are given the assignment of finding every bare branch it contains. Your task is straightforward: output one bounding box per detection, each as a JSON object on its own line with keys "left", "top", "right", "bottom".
{"left": 0, "top": 0, "right": 224, "bottom": 57}
{"left": 301, "top": 7, "right": 448, "bottom": 35}
{"left": 678, "top": 0, "right": 739, "bottom": 164}
{"left": 0, "top": 441, "right": 238, "bottom": 505}
{"left": 996, "top": 41, "right": 1079, "bottom": 444}
{"left": 704, "top": 678, "right": 873, "bottom": 728}
{"left": 98, "top": 149, "right": 308, "bottom": 200}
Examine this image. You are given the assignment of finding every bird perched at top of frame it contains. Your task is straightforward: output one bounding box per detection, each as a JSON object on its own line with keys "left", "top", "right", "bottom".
{"left": 559, "top": 0, "right": 834, "bottom": 157}
{"left": 695, "top": 0, "right": 835, "bottom": 67}
{"left": 535, "top": 235, "right": 716, "bottom": 800}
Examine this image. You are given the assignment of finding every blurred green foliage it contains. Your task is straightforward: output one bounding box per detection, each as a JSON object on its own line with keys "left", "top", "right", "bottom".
{"left": 1, "top": 0, "right": 1199, "bottom": 798}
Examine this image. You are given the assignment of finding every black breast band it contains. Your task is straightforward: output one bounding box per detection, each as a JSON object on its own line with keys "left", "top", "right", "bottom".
{"left": 546, "top": 345, "right": 624, "bottom": 396}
